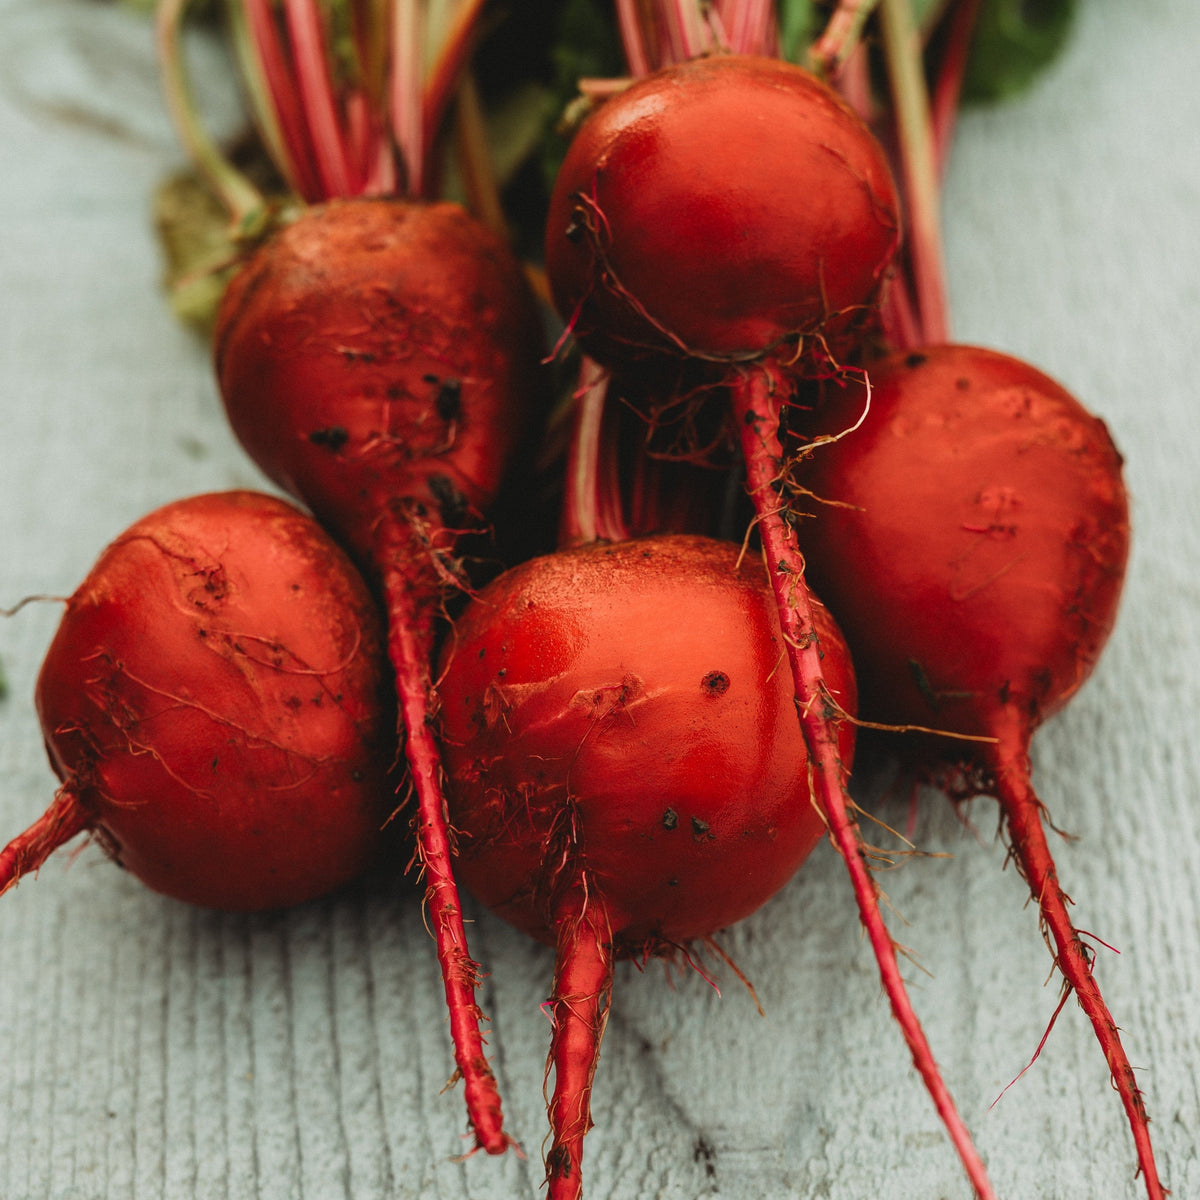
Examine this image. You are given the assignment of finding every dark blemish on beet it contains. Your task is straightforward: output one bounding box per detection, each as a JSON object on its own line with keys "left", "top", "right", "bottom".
{"left": 691, "top": 816, "right": 713, "bottom": 841}
{"left": 309, "top": 426, "right": 350, "bottom": 452}
{"left": 428, "top": 473, "right": 469, "bottom": 525}
{"left": 956, "top": 376, "right": 971, "bottom": 390}
{"left": 909, "top": 659, "right": 941, "bottom": 711}
{"left": 435, "top": 378, "right": 462, "bottom": 422}
{"left": 662, "top": 808, "right": 678, "bottom": 831}
{"left": 701, "top": 670, "right": 730, "bottom": 696}
{"left": 905, "top": 352, "right": 928, "bottom": 368}
{"left": 546, "top": 1143, "right": 572, "bottom": 1178}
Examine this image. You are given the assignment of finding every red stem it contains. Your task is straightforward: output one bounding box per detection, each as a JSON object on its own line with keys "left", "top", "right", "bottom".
{"left": 731, "top": 365, "right": 996, "bottom": 1200}
{"left": 545, "top": 889, "right": 615, "bottom": 1200}
{"left": 808, "top": 0, "right": 881, "bottom": 77}
{"left": 284, "top": 0, "right": 357, "bottom": 198}
{"left": 929, "top": 0, "right": 983, "bottom": 176}
{"left": 560, "top": 360, "right": 616, "bottom": 548}
{"left": 835, "top": 40, "right": 878, "bottom": 123}
{"left": 879, "top": 265, "right": 924, "bottom": 352}
{"left": 389, "top": 2, "right": 423, "bottom": 194}
{"left": 242, "top": 0, "right": 323, "bottom": 199}
{"left": 880, "top": 0, "right": 950, "bottom": 345}
{"left": 421, "top": 0, "right": 489, "bottom": 186}
{"left": 375, "top": 519, "right": 507, "bottom": 1155}
{"left": 0, "top": 787, "right": 91, "bottom": 897}
{"left": 615, "top": 0, "right": 652, "bottom": 75}
{"left": 988, "top": 712, "right": 1165, "bottom": 1200}
{"left": 717, "top": 0, "right": 778, "bottom": 57}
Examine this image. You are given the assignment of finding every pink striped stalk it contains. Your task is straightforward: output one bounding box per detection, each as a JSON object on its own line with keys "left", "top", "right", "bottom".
{"left": 283, "top": 0, "right": 358, "bottom": 196}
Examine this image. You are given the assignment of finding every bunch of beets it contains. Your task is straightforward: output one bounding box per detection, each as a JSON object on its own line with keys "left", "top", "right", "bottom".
{"left": 0, "top": 3, "right": 1162, "bottom": 1198}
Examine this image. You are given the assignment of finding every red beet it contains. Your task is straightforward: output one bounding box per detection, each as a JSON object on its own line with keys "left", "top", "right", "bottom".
{"left": 545, "top": 54, "right": 900, "bottom": 374}
{"left": 437, "top": 533, "right": 857, "bottom": 1200}
{"left": 214, "top": 199, "right": 541, "bottom": 567}
{"left": 0, "top": 491, "right": 394, "bottom": 911}
{"left": 214, "top": 196, "right": 546, "bottom": 1151}
{"left": 544, "top": 54, "right": 994, "bottom": 1198}
{"left": 793, "top": 344, "right": 1162, "bottom": 1198}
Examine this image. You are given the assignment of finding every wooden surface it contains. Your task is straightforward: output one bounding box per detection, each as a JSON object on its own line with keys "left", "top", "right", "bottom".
{"left": 2, "top": 2, "right": 1199, "bottom": 1197}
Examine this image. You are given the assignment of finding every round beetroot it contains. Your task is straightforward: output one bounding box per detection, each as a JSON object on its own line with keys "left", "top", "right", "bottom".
{"left": 437, "top": 534, "right": 857, "bottom": 1198}
{"left": 2, "top": 491, "right": 395, "bottom": 911}
{"left": 545, "top": 54, "right": 900, "bottom": 375}
{"left": 795, "top": 344, "right": 1129, "bottom": 740}
{"left": 793, "top": 345, "right": 1159, "bottom": 1198}
{"left": 215, "top": 198, "right": 544, "bottom": 569}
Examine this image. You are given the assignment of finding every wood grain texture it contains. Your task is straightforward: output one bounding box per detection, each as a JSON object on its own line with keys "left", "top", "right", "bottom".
{"left": 1, "top": 1, "right": 1198, "bottom": 1197}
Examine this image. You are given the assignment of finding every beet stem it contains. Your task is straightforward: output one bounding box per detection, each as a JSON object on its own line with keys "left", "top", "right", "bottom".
{"left": 929, "top": 0, "right": 984, "bottom": 178}
{"left": 0, "top": 787, "right": 90, "bottom": 897}
{"left": 732, "top": 366, "right": 996, "bottom": 1200}
{"left": 377, "top": 528, "right": 507, "bottom": 1155}
{"left": 879, "top": 0, "right": 950, "bottom": 345}
{"left": 155, "top": 0, "right": 267, "bottom": 226}
{"left": 989, "top": 713, "right": 1165, "bottom": 1200}
{"left": 808, "top": 0, "right": 881, "bottom": 77}
{"left": 545, "top": 889, "right": 614, "bottom": 1200}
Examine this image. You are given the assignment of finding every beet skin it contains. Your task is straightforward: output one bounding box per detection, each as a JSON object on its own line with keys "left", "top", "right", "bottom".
{"left": 6, "top": 490, "right": 395, "bottom": 911}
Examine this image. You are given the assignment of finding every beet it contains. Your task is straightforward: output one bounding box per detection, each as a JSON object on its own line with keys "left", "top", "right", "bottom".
{"left": 214, "top": 195, "right": 547, "bottom": 1152}
{"left": 793, "top": 344, "right": 1161, "bottom": 1198}
{"left": 543, "top": 54, "right": 995, "bottom": 1197}
{"left": 545, "top": 54, "right": 900, "bottom": 376}
{"left": 1, "top": 490, "right": 394, "bottom": 911}
{"left": 437, "top": 533, "right": 857, "bottom": 1200}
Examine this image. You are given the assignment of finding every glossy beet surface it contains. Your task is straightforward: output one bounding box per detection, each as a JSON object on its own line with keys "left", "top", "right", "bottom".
{"left": 545, "top": 55, "right": 899, "bottom": 373}
{"left": 795, "top": 345, "right": 1130, "bottom": 741}
{"left": 214, "top": 198, "right": 545, "bottom": 567}
{"left": 436, "top": 534, "right": 857, "bottom": 950}
{"left": 30, "top": 491, "right": 395, "bottom": 910}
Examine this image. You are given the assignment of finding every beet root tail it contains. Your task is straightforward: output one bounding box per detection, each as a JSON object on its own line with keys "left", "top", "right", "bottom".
{"left": 545, "top": 890, "right": 615, "bottom": 1200}
{"left": 732, "top": 366, "right": 996, "bottom": 1200}
{"left": 0, "top": 786, "right": 90, "bottom": 897}
{"left": 378, "top": 528, "right": 507, "bottom": 1156}
{"left": 990, "top": 717, "right": 1165, "bottom": 1200}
